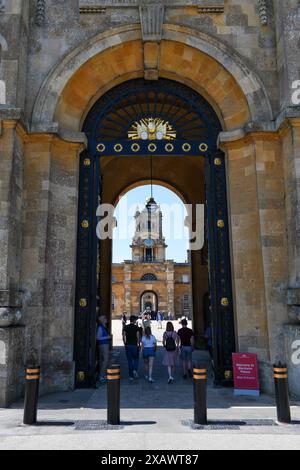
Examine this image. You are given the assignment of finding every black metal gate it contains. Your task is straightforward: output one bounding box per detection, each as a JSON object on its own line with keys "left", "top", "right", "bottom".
{"left": 74, "top": 79, "right": 236, "bottom": 388}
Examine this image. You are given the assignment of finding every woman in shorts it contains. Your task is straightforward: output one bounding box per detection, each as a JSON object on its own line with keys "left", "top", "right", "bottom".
{"left": 141, "top": 326, "right": 157, "bottom": 383}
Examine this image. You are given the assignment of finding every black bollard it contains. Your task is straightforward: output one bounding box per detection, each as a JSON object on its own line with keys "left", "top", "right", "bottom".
{"left": 193, "top": 367, "right": 207, "bottom": 425}
{"left": 274, "top": 363, "right": 291, "bottom": 424}
{"left": 23, "top": 366, "right": 40, "bottom": 425}
{"left": 107, "top": 364, "right": 121, "bottom": 425}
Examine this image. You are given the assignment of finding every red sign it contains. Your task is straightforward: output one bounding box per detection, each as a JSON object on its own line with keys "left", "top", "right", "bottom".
{"left": 232, "top": 353, "right": 260, "bottom": 391}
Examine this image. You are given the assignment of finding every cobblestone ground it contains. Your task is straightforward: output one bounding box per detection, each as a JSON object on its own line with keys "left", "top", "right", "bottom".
{"left": 0, "top": 321, "right": 300, "bottom": 450}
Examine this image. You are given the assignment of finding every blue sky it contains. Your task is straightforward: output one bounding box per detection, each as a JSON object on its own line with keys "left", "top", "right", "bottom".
{"left": 113, "top": 185, "right": 189, "bottom": 263}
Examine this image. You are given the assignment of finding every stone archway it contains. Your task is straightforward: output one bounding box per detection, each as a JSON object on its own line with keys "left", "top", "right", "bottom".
{"left": 31, "top": 25, "right": 272, "bottom": 133}
{"left": 27, "top": 26, "right": 282, "bottom": 395}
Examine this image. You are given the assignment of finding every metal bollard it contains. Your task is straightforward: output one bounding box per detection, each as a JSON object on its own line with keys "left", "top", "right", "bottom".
{"left": 23, "top": 365, "right": 40, "bottom": 425}
{"left": 193, "top": 367, "right": 207, "bottom": 425}
{"left": 274, "top": 363, "right": 291, "bottom": 424}
{"left": 107, "top": 364, "right": 121, "bottom": 425}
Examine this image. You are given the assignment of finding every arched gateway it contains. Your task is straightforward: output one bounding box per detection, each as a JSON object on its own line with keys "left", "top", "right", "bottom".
{"left": 74, "top": 78, "right": 236, "bottom": 388}
{"left": 1, "top": 4, "right": 299, "bottom": 409}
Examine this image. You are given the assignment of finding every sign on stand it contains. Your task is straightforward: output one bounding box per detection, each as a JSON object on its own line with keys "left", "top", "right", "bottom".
{"left": 232, "top": 353, "right": 260, "bottom": 397}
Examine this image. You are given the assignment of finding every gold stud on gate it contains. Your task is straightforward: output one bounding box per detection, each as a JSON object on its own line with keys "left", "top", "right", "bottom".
{"left": 97, "top": 143, "right": 106, "bottom": 153}
{"left": 79, "top": 298, "right": 87, "bottom": 308}
{"left": 221, "top": 297, "right": 229, "bottom": 307}
{"left": 114, "top": 144, "right": 123, "bottom": 153}
{"left": 214, "top": 158, "right": 222, "bottom": 166}
{"left": 77, "top": 371, "right": 85, "bottom": 382}
{"left": 182, "top": 143, "right": 191, "bottom": 152}
{"left": 148, "top": 143, "right": 157, "bottom": 153}
{"left": 199, "top": 143, "right": 208, "bottom": 152}
{"left": 165, "top": 143, "right": 174, "bottom": 153}
{"left": 131, "top": 143, "right": 140, "bottom": 153}
{"left": 217, "top": 219, "right": 225, "bottom": 228}
{"left": 81, "top": 220, "right": 89, "bottom": 229}
{"left": 83, "top": 158, "right": 91, "bottom": 167}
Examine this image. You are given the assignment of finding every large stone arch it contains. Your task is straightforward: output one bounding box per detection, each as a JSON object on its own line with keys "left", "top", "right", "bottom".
{"left": 31, "top": 25, "right": 273, "bottom": 133}
{"left": 24, "top": 23, "right": 286, "bottom": 396}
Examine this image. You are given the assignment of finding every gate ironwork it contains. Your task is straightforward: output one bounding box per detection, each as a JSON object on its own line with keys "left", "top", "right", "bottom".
{"left": 74, "top": 78, "right": 235, "bottom": 388}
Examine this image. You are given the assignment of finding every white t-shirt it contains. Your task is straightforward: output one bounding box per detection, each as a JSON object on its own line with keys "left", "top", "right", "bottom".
{"left": 141, "top": 335, "right": 157, "bottom": 348}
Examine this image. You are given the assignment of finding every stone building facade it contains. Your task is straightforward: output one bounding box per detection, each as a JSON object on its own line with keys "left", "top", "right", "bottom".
{"left": 0, "top": 0, "right": 300, "bottom": 405}
{"left": 111, "top": 198, "right": 194, "bottom": 319}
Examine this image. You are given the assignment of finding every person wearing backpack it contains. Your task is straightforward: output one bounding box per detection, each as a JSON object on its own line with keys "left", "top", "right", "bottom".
{"left": 162, "top": 322, "right": 179, "bottom": 384}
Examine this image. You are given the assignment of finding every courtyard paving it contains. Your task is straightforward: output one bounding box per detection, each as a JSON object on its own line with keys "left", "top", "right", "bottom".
{"left": 0, "top": 320, "right": 300, "bottom": 450}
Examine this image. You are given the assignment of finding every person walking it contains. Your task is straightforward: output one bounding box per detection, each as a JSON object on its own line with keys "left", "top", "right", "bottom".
{"left": 143, "top": 310, "right": 152, "bottom": 329}
{"left": 162, "top": 322, "right": 179, "bottom": 384}
{"left": 123, "top": 315, "right": 141, "bottom": 381}
{"left": 177, "top": 318, "right": 195, "bottom": 379}
{"left": 141, "top": 326, "right": 157, "bottom": 383}
{"left": 96, "top": 315, "right": 111, "bottom": 385}
{"left": 157, "top": 311, "right": 163, "bottom": 330}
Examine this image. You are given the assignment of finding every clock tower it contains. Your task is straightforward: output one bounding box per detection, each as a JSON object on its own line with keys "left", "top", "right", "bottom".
{"left": 131, "top": 198, "right": 167, "bottom": 263}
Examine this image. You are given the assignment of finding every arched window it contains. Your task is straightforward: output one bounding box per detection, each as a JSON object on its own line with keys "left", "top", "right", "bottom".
{"left": 141, "top": 273, "right": 157, "bottom": 281}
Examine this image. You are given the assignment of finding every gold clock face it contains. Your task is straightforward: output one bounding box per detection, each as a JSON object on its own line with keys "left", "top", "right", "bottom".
{"left": 128, "top": 118, "right": 177, "bottom": 141}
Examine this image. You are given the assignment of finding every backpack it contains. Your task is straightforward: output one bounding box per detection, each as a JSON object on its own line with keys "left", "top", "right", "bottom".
{"left": 165, "top": 333, "right": 176, "bottom": 352}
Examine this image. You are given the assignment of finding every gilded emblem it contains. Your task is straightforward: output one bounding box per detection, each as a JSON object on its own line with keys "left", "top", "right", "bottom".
{"left": 128, "top": 117, "right": 177, "bottom": 141}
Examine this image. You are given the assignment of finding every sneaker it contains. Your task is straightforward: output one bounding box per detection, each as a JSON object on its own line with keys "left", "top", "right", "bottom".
{"left": 149, "top": 378, "right": 155, "bottom": 383}
{"left": 129, "top": 377, "right": 134, "bottom": 382}
{"left": 100, "top": 377, "right": 107, "bottom": 384}
{"left": 133, "top": 371, "right": 139, "bottom": 379}
{"left": 168, "top": 377, "right": 174, "bottom": 384}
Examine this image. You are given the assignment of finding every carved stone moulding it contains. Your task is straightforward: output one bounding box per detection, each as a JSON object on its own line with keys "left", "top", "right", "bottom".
{"left": 258, "top": 0, "right": 268, "bottom": 26}
{"left": 36, "top": 0, "right": 46, "bottom": 26}
{"left": 79, "top": 0, "right": 225, "bottom": 15}
{"left": 0, "top": 308, "right": 23, "bottom": 328}
{"left": 79, "top": 6, "right": 106, "bottom": 13}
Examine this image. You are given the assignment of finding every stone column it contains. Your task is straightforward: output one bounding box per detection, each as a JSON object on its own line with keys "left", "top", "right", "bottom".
{"left": 20, "top": 133, "right": 84, "bottom": 396}
{"left": 253, "top": 134, "right": 289, "bottom": 365}
{"left": 20, "top": 134, "right": 53, "bottom": 372}
{"left": 281, "top": 119, "right": 300, "bottom": 321}
{"left": 220, "top": 135, "right": 270, "bottom": 362}
{"left": 221, "top": 130, "right": 291, "bottom": 393}
{"left": 274, "top": 1, "right": 300, "bottom": 319}
{"left": 0, "top": 118, "right": 25, "bottom": 407}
